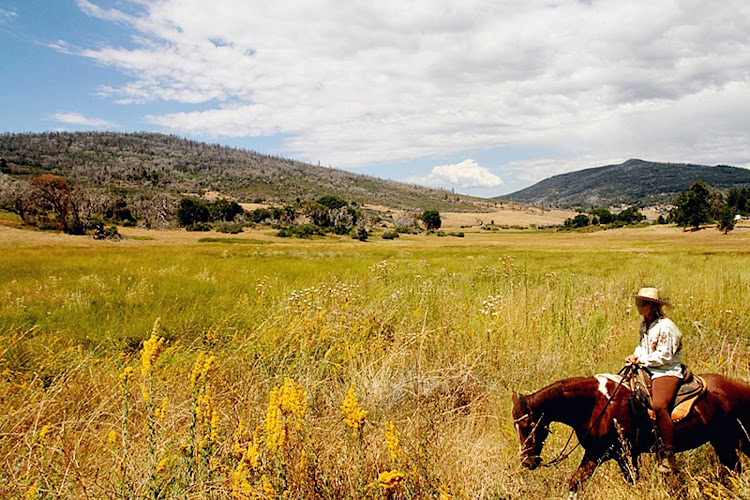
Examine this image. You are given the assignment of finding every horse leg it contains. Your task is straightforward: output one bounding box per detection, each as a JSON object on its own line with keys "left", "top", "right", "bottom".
{"left": 615, "top": 456, "right": 634, "bottom": 484}
{"left": 567, "top": 454, "right": 599, "bottom": 499}
{"left": 711, "top": 438, "right": 741, "bottom": 475}
{"left": 614, "top": 448, "right": 638, "bottom": 483}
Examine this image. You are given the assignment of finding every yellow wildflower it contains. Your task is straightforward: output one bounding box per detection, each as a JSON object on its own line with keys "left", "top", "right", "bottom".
{"left": 140, "top": 327, "right": 165, "bottom": 378}
{"left": 156, "top": 456, "right": 171, "bottom": 473}
{"left": 243, "top": 429, "right": 261, "bottom": 469}
{"left": 230, "top": 463, "right": 253, "bottom": 499}
{"left": 262, "top": 474, "right": 276, "bottom": 499}
{"left": 201, "top": 355, "right": 216, "bottom": 380}
{"left": 190, "top": 351, "right": 205, "bottom": 388}
{"left": 154, "top": 398, "right": 169, "bottom": 419}
{"left": 384, "top": 421, "right": 402, "bottom": 463}
{"left": 106, "top": 429, "right": 117, "bottom": 446}
{"left": 119, "top": 366, "right": 134, "bottom": 384}
{"left": 265, "top": 378, "right": 307, "bottom": 453}
{"left": 341, "top": 383, "right": 367, "bottom": 433}
{"left": 38, "top": 424, "right": 51, "bottom": 442}
{"left": 25, "top": 481, "right": 38, "bottom": 500}
{"left": 376, "top": 470, "right": 405, "bottom": 491}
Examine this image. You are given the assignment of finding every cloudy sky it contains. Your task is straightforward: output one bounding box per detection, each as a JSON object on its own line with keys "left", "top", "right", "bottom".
{"left": 1, "top": 1, "right": 749, "bottom": 197}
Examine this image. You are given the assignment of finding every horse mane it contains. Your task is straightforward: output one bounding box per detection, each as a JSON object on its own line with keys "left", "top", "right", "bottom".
{"left": 526, "top": 377, "right": 602, "bottom": 421}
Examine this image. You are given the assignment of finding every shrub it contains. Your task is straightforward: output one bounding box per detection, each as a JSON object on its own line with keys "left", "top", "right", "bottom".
{"left": 251, "top": 208, "right": 272, "bottom": 223}
{"left": 354, "top": 227, "right": 369, "bottom": 241}
{"left": 186, "top": 222, "right": 211, "bottom": 232}
{"left": 275, "top": 224, "right": 325, "bottom": 238}
{"left": 215, "top": 222, "right": 244, "bottom": 234}
{"left": 382, "top": 230, "right": 399, "bottom": 240}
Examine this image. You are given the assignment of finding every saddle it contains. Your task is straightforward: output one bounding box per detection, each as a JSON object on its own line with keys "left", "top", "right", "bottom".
{"left": 629, "top": 365, "right": 706, "bottom": 422}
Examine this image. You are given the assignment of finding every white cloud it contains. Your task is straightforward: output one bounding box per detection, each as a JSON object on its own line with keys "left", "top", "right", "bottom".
{"left": 0, "top": 8, "right": 16, "bottom": 23}
{"left": 49, "top": 112, "right": 117, "bottom": 129}
{"left": 67, "top": 0, "right": 750, "bottom": 179}
{"left": 409, "top": 159, "right": 503, "bottom": 188}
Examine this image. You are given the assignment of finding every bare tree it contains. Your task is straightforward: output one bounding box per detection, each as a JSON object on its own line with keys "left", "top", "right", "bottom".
{"left": 0, "top": 176, "right": 37, "bottom": 224}
{"left": 31, "top": 174, "right": 72, "bottom": 232}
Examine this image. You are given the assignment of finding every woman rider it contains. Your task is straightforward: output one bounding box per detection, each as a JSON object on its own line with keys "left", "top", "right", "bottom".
{"left": 624, "top": 287, "right": 683, "bottom": 474}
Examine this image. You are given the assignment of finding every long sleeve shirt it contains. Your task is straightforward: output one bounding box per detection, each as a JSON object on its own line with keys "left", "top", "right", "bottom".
{"left": 632, "top": 317, "right": 683, "bottom": 379}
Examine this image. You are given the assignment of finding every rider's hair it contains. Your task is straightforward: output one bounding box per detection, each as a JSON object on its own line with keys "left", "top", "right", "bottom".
{"left": 652, "top": 302, "right": 665, "bottom": 319}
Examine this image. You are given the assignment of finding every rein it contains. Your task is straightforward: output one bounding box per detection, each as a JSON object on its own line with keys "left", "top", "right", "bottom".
{"left": 537, "top": 364, "right": 633, "bottom": 467}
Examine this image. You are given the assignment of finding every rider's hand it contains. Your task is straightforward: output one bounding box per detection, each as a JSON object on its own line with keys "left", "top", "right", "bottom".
{"left": 624, "top": 354, "right": 639, "bottom": 365}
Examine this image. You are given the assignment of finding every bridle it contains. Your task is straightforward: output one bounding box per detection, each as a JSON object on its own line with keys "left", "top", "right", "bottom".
{"left": 517, "top": 364, "right": 634, "bottom": 467}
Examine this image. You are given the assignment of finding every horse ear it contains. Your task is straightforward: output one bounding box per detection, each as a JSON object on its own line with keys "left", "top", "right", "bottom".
{"left": 518, "top": 393, "right": 529, "bottom": 412}
{"left": 511, "top": 391, "right": 528, "bottom": 411}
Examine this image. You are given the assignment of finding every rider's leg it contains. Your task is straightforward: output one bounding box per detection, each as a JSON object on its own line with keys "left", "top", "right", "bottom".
{"left": 652, "top": 375, "right": 680, "bottom": 473}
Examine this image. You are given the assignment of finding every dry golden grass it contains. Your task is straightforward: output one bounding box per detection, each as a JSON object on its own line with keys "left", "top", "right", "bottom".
{"left": 1, "top": 222, "right": 749, "bottom": 499}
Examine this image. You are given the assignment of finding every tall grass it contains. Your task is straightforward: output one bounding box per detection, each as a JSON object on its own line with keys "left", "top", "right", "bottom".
{"left": 1, "top": 226, "right": 749, "bottom": 498}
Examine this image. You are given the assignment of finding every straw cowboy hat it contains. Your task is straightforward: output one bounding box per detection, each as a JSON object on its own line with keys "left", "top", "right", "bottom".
{"left": 635, "top": 287, "right": 670, "bottom": 305}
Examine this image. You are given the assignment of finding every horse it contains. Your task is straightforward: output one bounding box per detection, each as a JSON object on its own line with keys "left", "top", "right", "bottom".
{"left": 511, "top": 371, "right": 750, "bottom": 499}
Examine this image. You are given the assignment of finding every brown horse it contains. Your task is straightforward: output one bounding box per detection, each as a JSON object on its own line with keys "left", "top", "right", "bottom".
{"left": 511, "top": 372, "right": 750, "bottom": 499}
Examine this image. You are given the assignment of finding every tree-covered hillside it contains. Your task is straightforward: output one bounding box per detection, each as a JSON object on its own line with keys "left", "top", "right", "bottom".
{"left": 0, "top": 132, "right": 480, "bottom": 211}
{"left": 496, "top": 159, "right": 750, "bottom": 209}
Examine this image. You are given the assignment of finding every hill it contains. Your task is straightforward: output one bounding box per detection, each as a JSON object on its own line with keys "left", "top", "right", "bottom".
{"left": 0, "top": 132, "right": 481, "bottom": 211}
{"left": 496, "top": 159, "right": 750, "bottom": 209}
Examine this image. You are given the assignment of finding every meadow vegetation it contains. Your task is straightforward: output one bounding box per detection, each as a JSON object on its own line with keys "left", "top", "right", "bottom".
{"left": 1, "top": 223, "right": 749, "bottom": 499}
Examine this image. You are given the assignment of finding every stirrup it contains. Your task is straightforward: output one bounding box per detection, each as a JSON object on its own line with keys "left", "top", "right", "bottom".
{"left": 657, "top": 449, "right": 677, "bottom": 474}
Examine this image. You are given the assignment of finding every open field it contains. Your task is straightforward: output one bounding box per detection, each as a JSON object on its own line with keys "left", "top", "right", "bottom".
{"left": 1, "top": 223, "right": 749, "bottom": 499}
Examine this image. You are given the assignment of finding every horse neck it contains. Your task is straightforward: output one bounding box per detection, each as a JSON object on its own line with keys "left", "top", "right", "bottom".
{"left": 528, "top": 378, "right": 598, "bottom": 428}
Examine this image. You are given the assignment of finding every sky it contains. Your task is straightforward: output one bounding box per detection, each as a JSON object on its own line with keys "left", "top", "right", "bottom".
{"left": 1, "top": 1, "right": 749, "bottom": 197}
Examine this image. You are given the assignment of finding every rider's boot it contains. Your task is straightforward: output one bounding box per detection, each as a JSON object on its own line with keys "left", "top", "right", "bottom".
{"left": 657, "top": 446, "right": 677, "bottom": 474}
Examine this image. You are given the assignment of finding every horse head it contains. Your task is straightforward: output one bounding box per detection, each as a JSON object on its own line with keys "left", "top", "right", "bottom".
{"left": 512, "top": 391, "right": 550, "bottom": 470}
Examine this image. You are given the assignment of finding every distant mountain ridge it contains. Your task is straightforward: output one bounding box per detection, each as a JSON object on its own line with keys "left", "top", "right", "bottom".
{"left": 0, "top": 131, "right": 481, "bottom": 211}
{"left": 496, "top": 159, "right": 750, "bottom": 208}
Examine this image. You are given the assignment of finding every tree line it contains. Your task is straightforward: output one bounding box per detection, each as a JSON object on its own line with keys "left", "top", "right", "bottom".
{"left": 2, "top": 171, "right": 747, "bottom": 237}
{"left": 0, "top": 172, "right": 375, "bottom": 238}
{"left": 670, "top": 181, "right": 749, "bottom": 234}
{"left": 562, "top": 181, "right": 749, "bottom": 234}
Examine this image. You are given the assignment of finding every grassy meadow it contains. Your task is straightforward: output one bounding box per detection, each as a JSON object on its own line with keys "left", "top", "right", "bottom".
{"left": 1, "top": 221, "right": 749, "bottom": 499}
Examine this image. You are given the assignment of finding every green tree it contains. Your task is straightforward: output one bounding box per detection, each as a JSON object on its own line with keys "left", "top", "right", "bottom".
{"left": 718, "top": 204, "right": 736, "bottom": 234}
{"left": 616, "top": 206, "right": 646, "bottom": 225}
{"left": 727, "top": 187, "right": 749, "bottom": 214}
{"left": 670, "top": 180, "right": 712, "bottom": 230}
{"left": 177, "top": 198, "right": 209, "bottom": 227}
{"left": 589, "top": 208, "right": 614, "bottom": 224}
{"left": 209, "top": 199, "right": 243, "bottom": 222}
{"left": 420, "top": 210, "right": 442, "bottom": 230}
{"left": 317, "top": 195, "right": 348, "bottom": 210}
{"left": 570, "top": 214, "right": 590, "bottom": 228}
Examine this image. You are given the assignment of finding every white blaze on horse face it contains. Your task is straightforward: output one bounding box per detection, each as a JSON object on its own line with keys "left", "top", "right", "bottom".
{"left": 595, "top": 375, "right": 611, "bottom": 399}
{"left": 514, "top": 423, "right": 523, "bottom": 453}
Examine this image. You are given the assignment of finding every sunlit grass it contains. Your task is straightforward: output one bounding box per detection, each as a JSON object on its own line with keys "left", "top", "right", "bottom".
{"left": 1, "top": 224, "right": 749, "bottom": 498}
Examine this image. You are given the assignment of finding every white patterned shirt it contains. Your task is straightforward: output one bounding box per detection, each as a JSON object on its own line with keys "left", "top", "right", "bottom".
{"left": 633, "top": 317, "right": 683, "bottom": 378}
